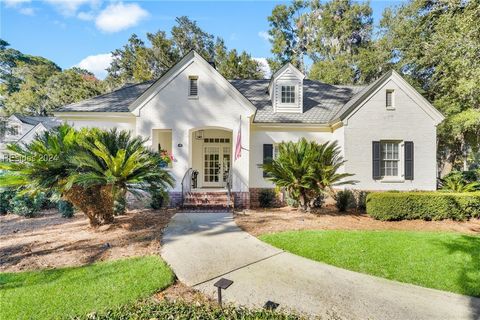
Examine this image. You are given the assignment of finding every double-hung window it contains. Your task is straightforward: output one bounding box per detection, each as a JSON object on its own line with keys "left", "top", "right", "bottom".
{"left": 381, "top": 141, "right": 400, "bottom": 177}
{"left": 281, "top": 85, "right": 295, "bottom": 103}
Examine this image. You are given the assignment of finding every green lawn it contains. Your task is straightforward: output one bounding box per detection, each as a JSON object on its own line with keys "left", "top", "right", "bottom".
{"left": 260, "top": 230, "right": 480, "bottom": 297}
{"left": 0, "top": 256, "right": 175, "bottom": 320}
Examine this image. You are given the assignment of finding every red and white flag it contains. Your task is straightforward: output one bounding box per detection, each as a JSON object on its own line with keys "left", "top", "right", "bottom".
{"left": 235, "top": 116, "right": 242, "bottom": 161}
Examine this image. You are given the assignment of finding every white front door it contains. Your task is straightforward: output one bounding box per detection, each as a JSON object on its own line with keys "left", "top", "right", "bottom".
{"left": 203, "top": 145, "right": 231, "bottom": 187}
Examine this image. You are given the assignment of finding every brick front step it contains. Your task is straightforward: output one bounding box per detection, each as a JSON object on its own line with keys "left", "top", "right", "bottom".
{"left": 182, "top": 191, "right": 233, "bottom": 210}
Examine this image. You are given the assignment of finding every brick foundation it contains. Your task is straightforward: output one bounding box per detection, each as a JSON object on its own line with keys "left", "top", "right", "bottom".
{"left": 233, "top": 192, "right": 250, "bottom": 209}
{"left": 168, "top": 189, "right": 287, "bottom": 209}
{"left": 249, "top": 188, "right": 285, "bottom": 208}
{"left": 168, "top": 192, "right": 182, "bottom": 208}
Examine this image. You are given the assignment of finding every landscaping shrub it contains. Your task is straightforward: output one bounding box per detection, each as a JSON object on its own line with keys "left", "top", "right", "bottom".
{"left": 286, "top": 193, "right": 299, "bottom": 208}
{"left": 10, "top": 192, "right": 46, "bottom": 217}
{"left": 312, "top": 193, "right": 325, "bottom": 208}
{"left": 150, "top": 188, "right": 167, "bottom": 209}
{"left": 334, "top": 190, "right": 356, "bottom": 212}
{"left": 354, "top": 190, "right": 369, "bottom": 211}
{"left": 262, "top": 138, "right": 355, "bottom": 211}
{"left": 441, "top": 170, "right": 480, "bottom": 192}
{"left": 258, "top": 189, "right": 276, "bottom": 208}
{"left": 58, "top": 200, "right": 75, "bottom": 218}
{"left": 113, "top": 196, "right": 126, "bottom": 215}
{"left": 0, "top": 188, "right": 16, "bottom": 214}
{"left": 73, "top": 300, "right": 302, "bottom": 320}
{"left": 367, "top": 191, "right": 480, "bottom": 221}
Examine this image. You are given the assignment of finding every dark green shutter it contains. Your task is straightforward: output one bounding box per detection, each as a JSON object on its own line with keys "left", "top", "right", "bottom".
{"left": 404, "top": 141, "right": 414, "bottom": 180}
{"left": 372, "top": 141, "right": 381, "bottom": 179}
{"left": 263, "top": 144, "right": 273, "bottom": 177}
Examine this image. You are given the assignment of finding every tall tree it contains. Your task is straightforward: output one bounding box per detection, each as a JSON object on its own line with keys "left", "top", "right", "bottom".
{"left": 378, "top": 0, "right": 480, "bottom": 171}
{"left": 267, "top": 0, "right": 310, "bottom": 72}
{"left": 44, "top": 68, "right": 104, "bottom": 112}
{"left": 1, "top": 41, "right": 105, "bottom": 116}
{"left": 267, "top": 0, "right": 380, "bottom": 82}
{"left": 105, "top": 17, "right": 264, "bottom": 89}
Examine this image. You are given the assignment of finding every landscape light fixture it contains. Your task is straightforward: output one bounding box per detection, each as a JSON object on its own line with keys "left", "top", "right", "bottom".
{"left": 213, "top": 278, "right": 233, "bottom": 306}
{"left": 264, "top": 300, "right": 280, "bottom": 310}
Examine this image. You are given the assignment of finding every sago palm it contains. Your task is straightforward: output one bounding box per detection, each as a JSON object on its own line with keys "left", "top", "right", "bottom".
{"left": 262, "top": 138, "right": 355, "bottom": 211}
{"left": 0, "top": 125, "right": 174, "bottom": 226}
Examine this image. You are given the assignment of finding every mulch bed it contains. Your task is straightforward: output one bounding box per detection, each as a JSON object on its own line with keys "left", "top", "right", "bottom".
{"left": 234, "top": 206, "right": 480, "bottom": 237}
{"left": 0, "top": 208, "right": 176, "bottom": 273}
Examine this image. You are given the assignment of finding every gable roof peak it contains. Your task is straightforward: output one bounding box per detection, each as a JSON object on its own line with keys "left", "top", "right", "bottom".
{"left": 271, "top": 63, "right": 305, "bottom": 81}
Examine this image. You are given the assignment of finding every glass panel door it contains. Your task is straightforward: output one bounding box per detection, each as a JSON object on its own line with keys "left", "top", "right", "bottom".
{"left": 204, "top": 146, "right": 220, "bottom": 187}
{"left": 222, "top": 146, "right": 231, "bottom": 186}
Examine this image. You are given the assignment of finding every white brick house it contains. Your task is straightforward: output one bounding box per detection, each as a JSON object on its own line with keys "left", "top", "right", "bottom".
{"left": 54, "top": 51, "right": 444, "bottom": 207}
{"left": 0, "top": 115, "right": 61, "bottom": 158}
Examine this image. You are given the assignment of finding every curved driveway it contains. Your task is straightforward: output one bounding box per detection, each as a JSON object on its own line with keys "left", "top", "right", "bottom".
{"left": 161, "top": 212, "right": 480, "bottom": 320}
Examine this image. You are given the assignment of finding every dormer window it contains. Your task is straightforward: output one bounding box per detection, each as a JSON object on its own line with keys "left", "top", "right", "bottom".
{"left": 269, "top": 63, "right": 305, "bottom": 113}
{"left": 386, "top": 90, "right": 394, "bottom": 109}
{"left": 281, "top": 85, "right": 296, "bottom": 104}
{"left": 189, "top": 76, "right": 198, "bottom": 97}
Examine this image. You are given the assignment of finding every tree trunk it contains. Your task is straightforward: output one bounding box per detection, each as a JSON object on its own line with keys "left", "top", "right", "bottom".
{"left": 63, "top": 185, "right": 115, "bottom": 227}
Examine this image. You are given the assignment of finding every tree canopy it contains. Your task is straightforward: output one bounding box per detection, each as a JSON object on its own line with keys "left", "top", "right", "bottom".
{"left": 0, "top": 40, "right": 104, "bottom": 116}
{"left": 105, "top": 16, "right": 264, "bottom": 89}
{"left": 266, "top": 0, "right": 479, "bottom": 171}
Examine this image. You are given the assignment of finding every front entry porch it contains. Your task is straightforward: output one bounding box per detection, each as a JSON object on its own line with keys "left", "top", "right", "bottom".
{"left": 179, "top": 128, "right": 235, "bottom": 210}
{"left": 190, "top": 128, "right": 233, "bottom": 190}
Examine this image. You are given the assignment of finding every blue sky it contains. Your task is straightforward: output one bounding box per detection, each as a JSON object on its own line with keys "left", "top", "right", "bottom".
{"left": 1, "top": 0, "right": 403, "bottom": 79}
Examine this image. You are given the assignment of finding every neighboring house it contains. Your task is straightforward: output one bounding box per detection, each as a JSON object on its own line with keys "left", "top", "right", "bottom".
{"left": 0, "top": 115, "right": 62, "bottom": 158}
{"left": 54, "top": 51, "right": 445, "bottom": 208}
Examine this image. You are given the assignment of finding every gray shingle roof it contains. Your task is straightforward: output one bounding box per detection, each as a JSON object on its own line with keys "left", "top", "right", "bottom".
{"left": 330, "top": 70, "right": 393, "bottom": 122}
{"left": 56, "top": 81, "right": 155, "bottom": 112}
{"left": 14, "top": 115, "right": 62, "bottom": 129}
{"left": 56, "top": 77, "right": 367, "bottom": 124}
{"left": 229, "top": 79, "right": 365, "bottom": 123}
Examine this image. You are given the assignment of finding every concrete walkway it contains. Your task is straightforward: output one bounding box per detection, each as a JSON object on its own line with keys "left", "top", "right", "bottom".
{"left": 161, "top": 212, "right": 480, "bottom": 320}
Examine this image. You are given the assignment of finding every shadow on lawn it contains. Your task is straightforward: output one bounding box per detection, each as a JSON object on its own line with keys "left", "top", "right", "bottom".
{"left": 439, "top": 234, "right": 480, "bottom": 319}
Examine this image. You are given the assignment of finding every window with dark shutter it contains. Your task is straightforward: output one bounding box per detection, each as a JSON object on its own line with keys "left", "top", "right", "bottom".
{"left": 263, "top": 144, "right": 273, "bottom": 178}
{"left": 372, "top": 141, "right": 381, "bottom": 179}
{"left": 189, "top": 76, "right": 198, "bottom": 97}
{"left": 404, "top": 141, "right": 414, "bottom": 180}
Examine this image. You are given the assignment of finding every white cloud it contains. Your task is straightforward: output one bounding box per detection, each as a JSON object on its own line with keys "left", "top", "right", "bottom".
{"left": 19, "top": 7, "right": 35, "bottom": 15}
{"left": 3, "top": 0, "right": 31, "bottom": 7}
{"left": 95, "top": 2, "right": 149, "bottom": 33}
{"left": 77, "top": 11, "right": 95, "bottom": 21}
{"left": 75, "top": 53, "right": 112, "bottom": 79}
{"left": 258, "top": 31, "right": 272, "bottom": 42}
{"left": 254, "top": 57, "right": 271, "bottom": 79}
{"left": 45, "top": 0, "right": 98, "bottom": 17}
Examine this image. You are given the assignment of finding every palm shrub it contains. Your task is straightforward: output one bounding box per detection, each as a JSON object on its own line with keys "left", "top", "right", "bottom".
{"left": 0, "top": 125, "right": 174, "bottom": 226}
{"left": 262, "top": 138, "right": 355, "bottom": 211}
{"left": 441, "top": 170, "right": 480, "bottom": 192}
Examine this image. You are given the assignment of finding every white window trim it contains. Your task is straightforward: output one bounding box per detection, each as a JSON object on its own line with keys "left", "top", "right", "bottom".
{"left": 386, "top": 89, "right": 395, "bottom": 110}
{"left": 380, "top": 140, "right": 405, "bottom": 183}
{"left": 188, "top": 75, "right": 199, "bottom": 99}
{"left": 280, "top": 85, "right": 296, "bottom": 104}
{"left": 273, "top": 144, "right": 279, "bottom": 159}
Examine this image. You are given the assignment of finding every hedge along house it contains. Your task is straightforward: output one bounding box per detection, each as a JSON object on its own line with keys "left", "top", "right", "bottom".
{"left": 54, "top": 51, "right": 445, "bottom": 208}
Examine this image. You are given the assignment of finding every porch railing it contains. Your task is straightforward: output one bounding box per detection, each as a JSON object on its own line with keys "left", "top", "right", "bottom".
{"left": 226, "top": 169, "right": 233, "bottom": 209}
{"left": 181, "top": 168, "right": 193, "bottom": 206}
